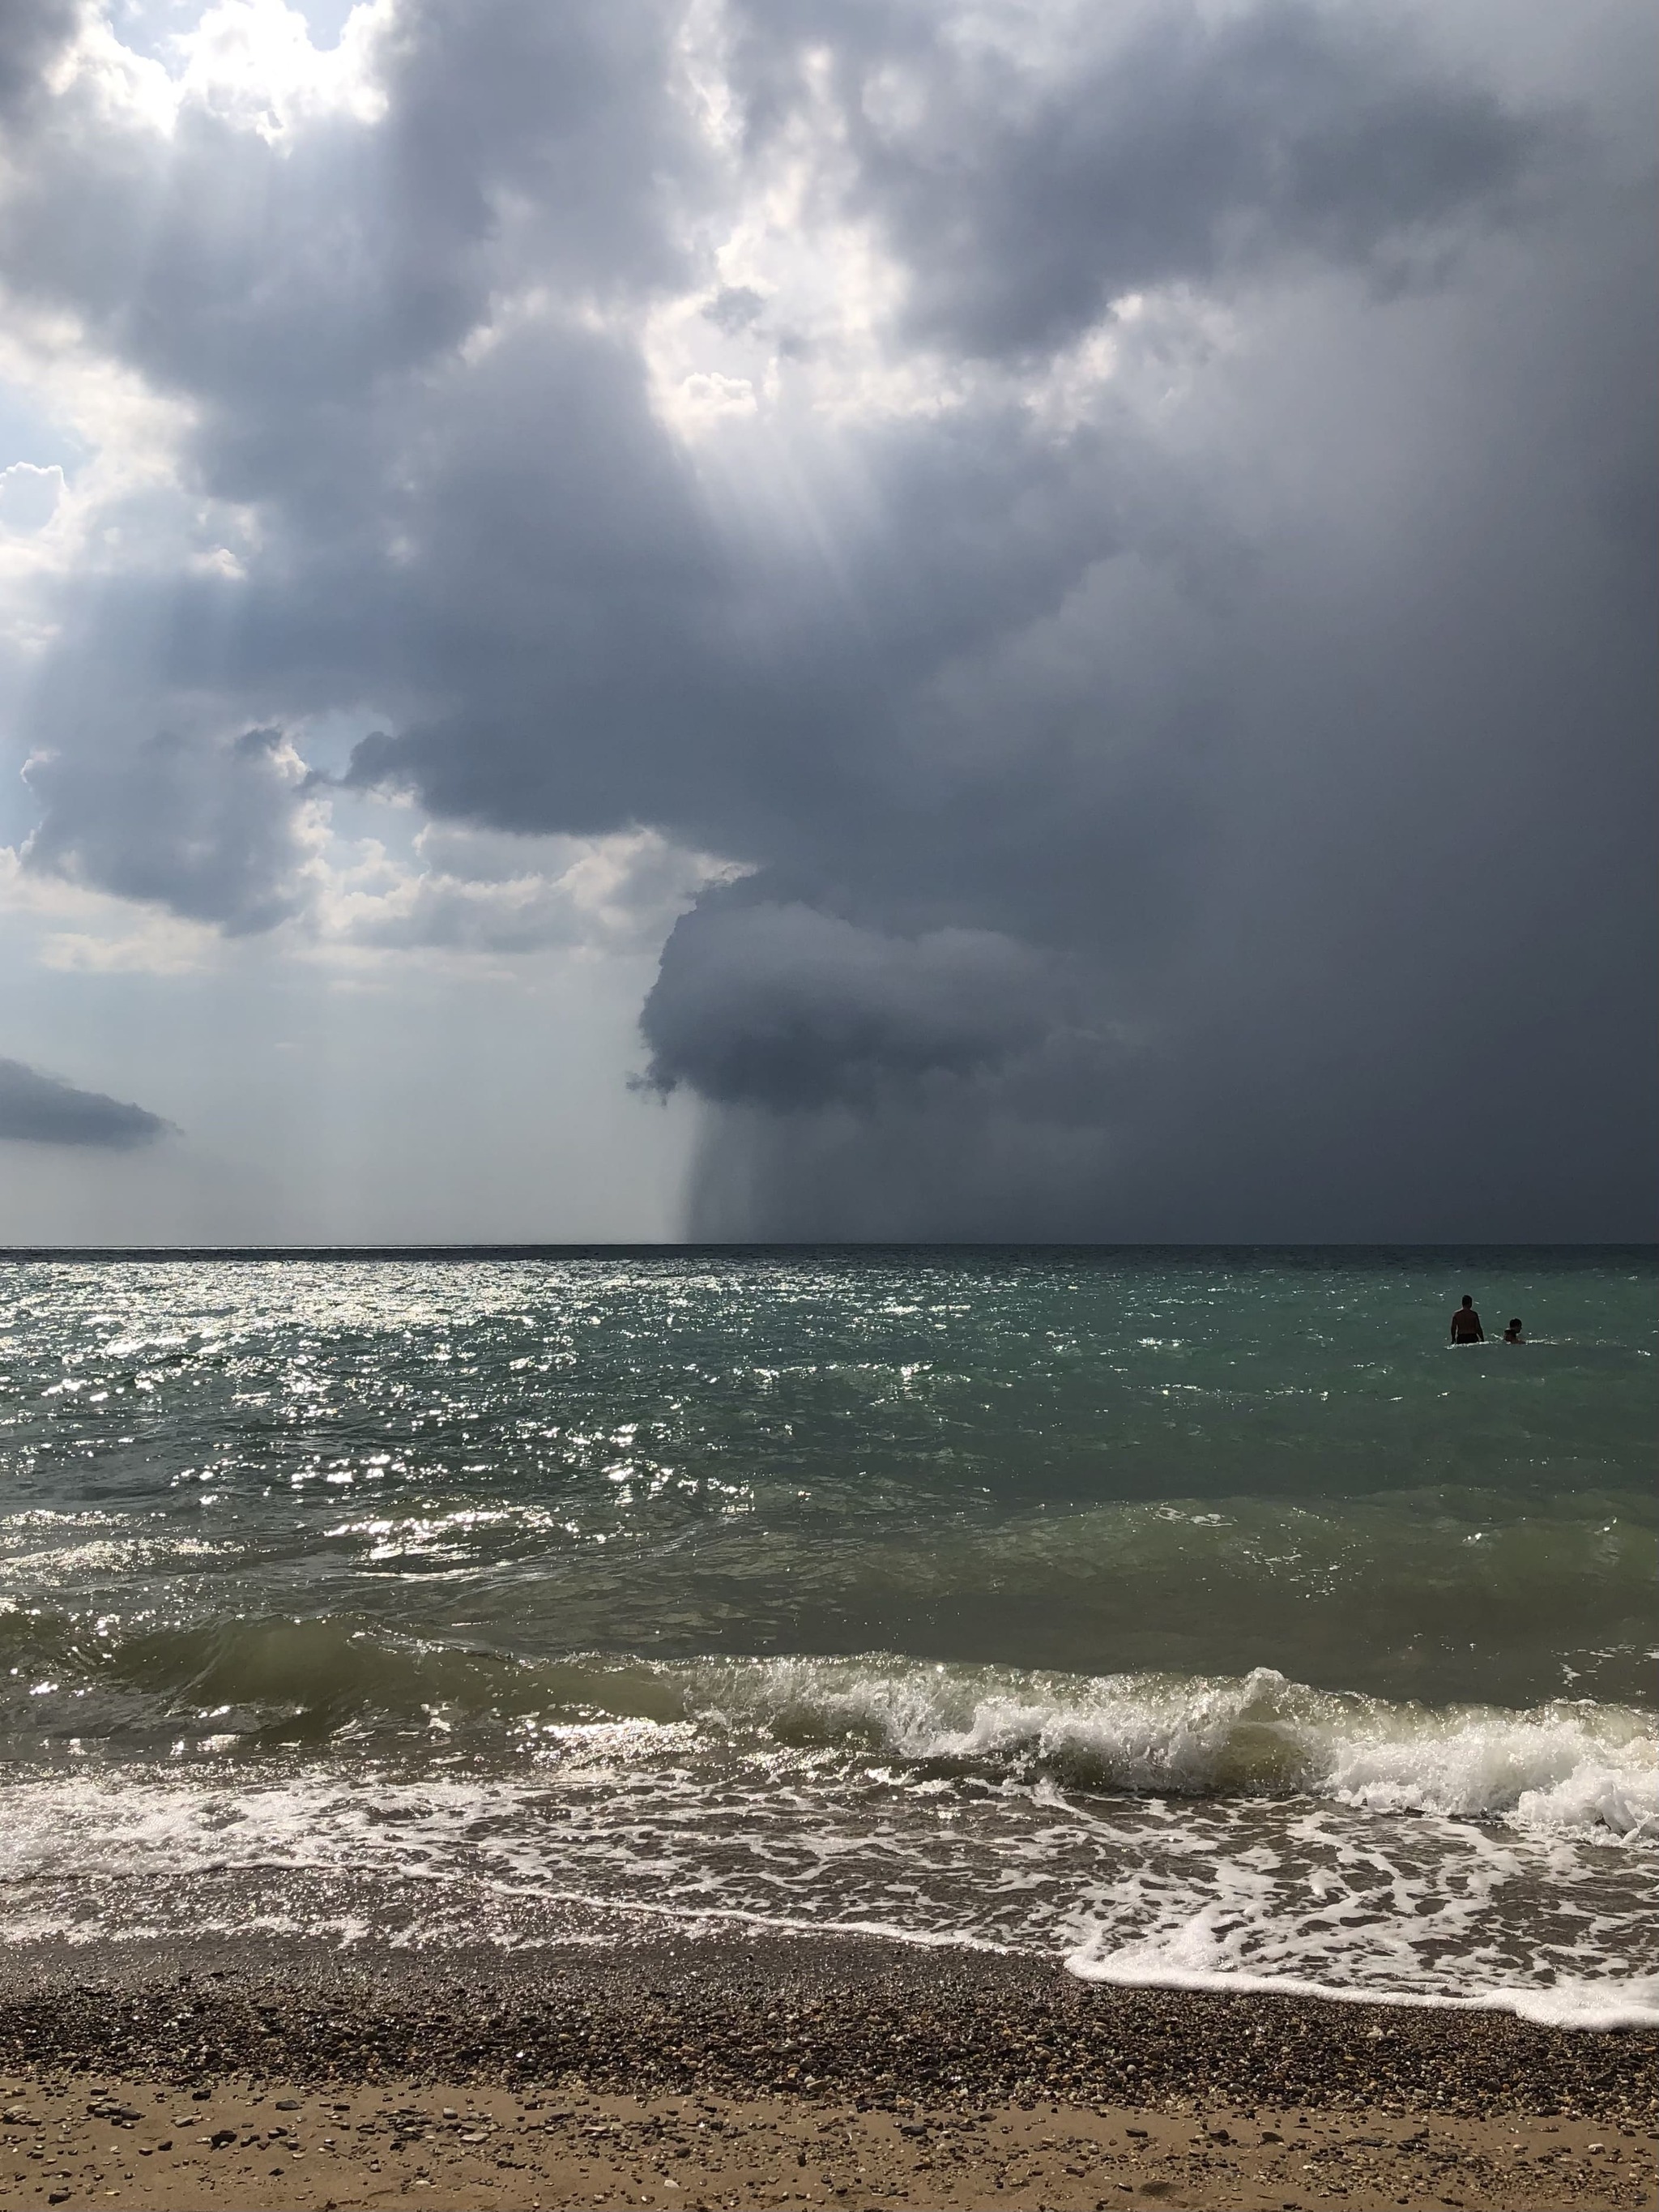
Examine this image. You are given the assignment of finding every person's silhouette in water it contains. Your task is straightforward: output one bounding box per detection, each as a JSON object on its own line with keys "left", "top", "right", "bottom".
{"left": 1449, "top": 1295, "right": 1485, "bottom": 1344}
{"left": 1503, "top": 1317, "right": 1525, "bottom": 1343}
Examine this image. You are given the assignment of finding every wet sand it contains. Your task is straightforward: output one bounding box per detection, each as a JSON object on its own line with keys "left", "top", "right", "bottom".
{"left": 0, "top": 1936, "right": 1652, "bottom": 2210}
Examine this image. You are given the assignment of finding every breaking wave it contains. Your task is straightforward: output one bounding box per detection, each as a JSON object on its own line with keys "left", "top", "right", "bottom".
{"left": 678, "top": 1656, "right": 1658, "bottom": 1838}
{"left": 3, "top": 1604, "right": 1653, "bottom": 1841}
{"left": 2, "top": 1624, "right": 1652, "bottom": 2028}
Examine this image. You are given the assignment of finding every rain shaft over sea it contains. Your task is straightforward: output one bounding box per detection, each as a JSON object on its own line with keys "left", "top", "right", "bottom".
{"left": 2, "top": 1247, "right": 1654, "bottom": 2023}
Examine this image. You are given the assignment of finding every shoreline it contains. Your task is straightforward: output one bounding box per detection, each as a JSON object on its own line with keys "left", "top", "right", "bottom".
{"left": 2, "top": 1932, "right": 1653, "bottom": 2118}
{"left": 0, "top": 1933, "right": 1653, "bottom": 2210}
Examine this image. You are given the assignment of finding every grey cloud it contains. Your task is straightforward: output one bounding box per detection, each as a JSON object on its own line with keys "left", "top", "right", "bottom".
{"left": 338, "top": 318, "right": 739, "bottom": 835}
{"left": 703, "top": 285, "right": 767, "bottom": 334}
{"left": 641, "top": 899, "right": 1066, "bottom": 1107}
{"left": 653, "top": 172, "right": 1658, "bottom": 1236}
{"left": 0, "top": 0, "right": 75, "bottom": 119}
{"left": 0, "top": 0, "right": 1553, "bottom": 899}
{"left": 340, "top": 340, "right": 1168, "bottom": 860}
{"left": 23, "top": 725, "right": 313, "bottom": 933}
{"left": 5, "top": 37, "right": 722, "bottom": 926}
{"left": 728, "top": 0, "right": 1542, "bottom": 357}
{"left": 0, "top": 1058, "right": 169, "bottom": 1149}
{"left": 2, "top": 0, "right": 701, "bottom": 423}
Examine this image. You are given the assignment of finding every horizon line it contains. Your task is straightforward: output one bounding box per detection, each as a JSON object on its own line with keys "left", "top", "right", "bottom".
{"left": 2, "top": 1240, "right": 1654, "bottom": 1260}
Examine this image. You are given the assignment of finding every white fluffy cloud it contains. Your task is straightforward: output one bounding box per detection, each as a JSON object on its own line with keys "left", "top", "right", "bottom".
{"left": 324, "top": 821, "right": 742, "bottom": 956}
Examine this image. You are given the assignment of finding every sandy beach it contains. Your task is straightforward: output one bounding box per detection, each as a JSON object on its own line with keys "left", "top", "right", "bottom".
{"left": 2, "top": 2073, "right": 1649, "bottom": 2210}
{"left": 0, "top": 1936, "right": 1652, "bottom": 2210}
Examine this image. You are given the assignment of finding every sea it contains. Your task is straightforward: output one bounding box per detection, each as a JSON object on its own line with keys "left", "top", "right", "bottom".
{"left": 1, "top": 1248, "right": 1654, "bottom": 2028}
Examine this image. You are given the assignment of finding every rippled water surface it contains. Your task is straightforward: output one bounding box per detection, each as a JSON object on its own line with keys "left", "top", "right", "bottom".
{"left": 2, "top": 1247, "right": 1654, "bottom": 2022}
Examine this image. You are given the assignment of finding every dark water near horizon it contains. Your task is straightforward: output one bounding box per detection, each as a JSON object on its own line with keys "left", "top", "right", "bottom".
{"left": 1, "top": 1248, "right": 1654, "bottom": 2023}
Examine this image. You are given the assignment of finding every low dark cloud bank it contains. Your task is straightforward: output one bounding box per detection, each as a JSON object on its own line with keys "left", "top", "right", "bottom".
{"left": 2, "top": 0, "right": 1653, "bottom": 1233}
{"left": 0, "top": 1060, "right": 168, "bottom": 1149}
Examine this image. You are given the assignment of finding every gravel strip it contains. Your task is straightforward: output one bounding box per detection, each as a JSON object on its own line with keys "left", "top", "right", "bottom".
{"left": 0, "top": 1934, "right": 1652, "bottom": 2124}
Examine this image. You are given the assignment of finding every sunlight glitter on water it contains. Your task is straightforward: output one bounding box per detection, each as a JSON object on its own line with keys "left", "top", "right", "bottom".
{"left": 0, "top": 1248, "right": 1653, "bottom": 2019}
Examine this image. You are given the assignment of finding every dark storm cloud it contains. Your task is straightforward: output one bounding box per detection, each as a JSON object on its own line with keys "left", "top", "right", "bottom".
{"left": 0, "top": 1058, "right": 169, "bottom": 1149}
{"left": 640, "top": 897, "right": 1068, "bottom": 1107}
{"left": 727, "top": 0, "right": 1542, "bottom": 357}
{"left": 0, "top": 0, "right": 1653, "bottom": 1234}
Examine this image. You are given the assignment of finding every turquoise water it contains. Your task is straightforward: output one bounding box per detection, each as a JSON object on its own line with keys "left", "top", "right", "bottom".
{"left": 1, "top": 1248, "right": 1654, "bottom": 2021}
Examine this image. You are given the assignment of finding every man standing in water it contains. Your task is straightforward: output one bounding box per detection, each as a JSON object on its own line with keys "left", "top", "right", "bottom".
{"left": 1449, "top": 1295, "right": 1485, "bottom": 1344}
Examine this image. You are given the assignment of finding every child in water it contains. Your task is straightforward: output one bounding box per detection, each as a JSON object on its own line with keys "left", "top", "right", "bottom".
{"left": 1503, "top": 1317, "right": 1525, "bottom": 1343}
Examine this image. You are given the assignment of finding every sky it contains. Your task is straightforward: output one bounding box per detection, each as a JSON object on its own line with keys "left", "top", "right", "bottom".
{"left": 0, "top": 0, "right": 1653, "bottom": 1243}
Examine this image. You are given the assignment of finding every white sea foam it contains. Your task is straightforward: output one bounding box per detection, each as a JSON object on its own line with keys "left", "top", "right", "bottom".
{"left": 1061, "top": 1948, "right": 1659, "bottom": 2032}
{"left": 676, "top": 1656, "right": 1659, "bottom": 1839}
{"left": 1, "top": 1678, "right": 1653, "bottom": 2026}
